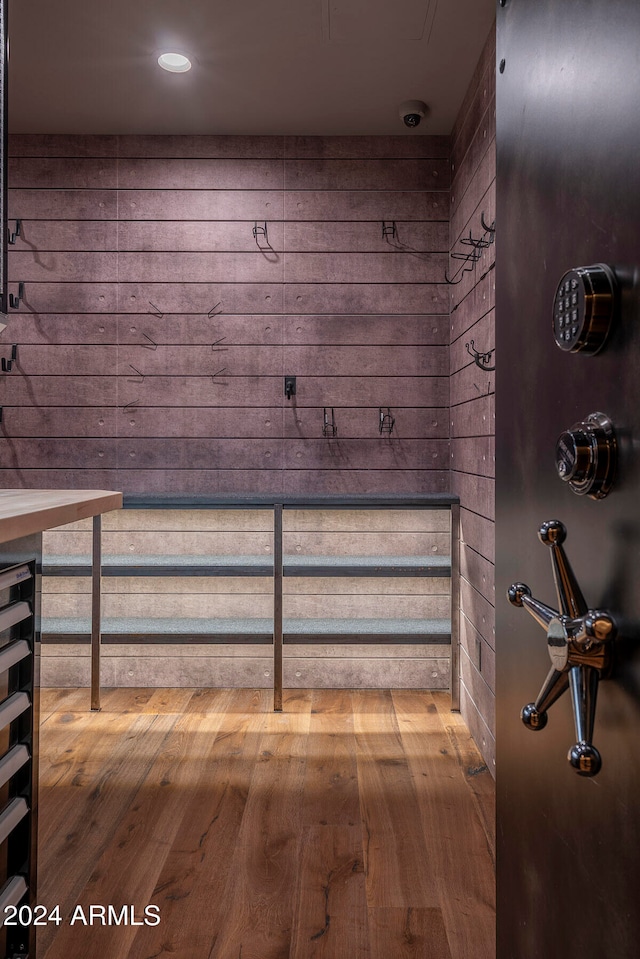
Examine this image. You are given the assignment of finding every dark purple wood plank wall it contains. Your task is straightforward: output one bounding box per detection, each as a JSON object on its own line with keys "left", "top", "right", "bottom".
{"left": 449, "top": 27, "right": 496, "bottom": 773}
{"left": 1, "top": 135, "right": 450, "bottom": 495}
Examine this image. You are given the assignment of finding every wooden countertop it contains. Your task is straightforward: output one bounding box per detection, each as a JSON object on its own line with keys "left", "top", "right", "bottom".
{"left": 0, "top": 490, "right": 122, "bottom": 545}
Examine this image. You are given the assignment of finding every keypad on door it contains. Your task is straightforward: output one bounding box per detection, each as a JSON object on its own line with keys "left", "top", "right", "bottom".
{"left": 552, "top": 264, "right": 617, "bottom": 355}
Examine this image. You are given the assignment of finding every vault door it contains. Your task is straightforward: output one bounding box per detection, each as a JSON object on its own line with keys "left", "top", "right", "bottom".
{"left": 496, "top": 1, "right": 640, "bottom": 956}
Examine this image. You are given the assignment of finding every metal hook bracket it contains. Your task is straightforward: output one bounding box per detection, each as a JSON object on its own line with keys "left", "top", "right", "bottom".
{"left": 379, "top": 407, "right": 395, "bottom": 434}
{"left": 322, "top": 407, "right": 338, "bottom": 437}
{"left": 9, "top": 283, "right": 25, "bottom": 309}
{"left": 1, "top": 345, "right": 18, "bottom": 373}
{"left": 466, "top": 339, "right": 495, "bottom": 371}
{"left": 382, "top": 221, "right": 397, "bottom": 241}
{"left": 446, "top": 211, "right": 496, "bottom": 284}
{"left": 253, "top": 222, "right": 268, "bottom": 246}
{"left": 480, "top": 211, "right": 496, "bottom": 234}
{"left": 8, "top": 219, "right": 22, "bottom": 245}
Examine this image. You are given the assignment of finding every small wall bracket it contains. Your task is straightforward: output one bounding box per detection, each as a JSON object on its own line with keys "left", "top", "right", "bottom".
{"left": 9, "top": 283, "right": 24, "bottom": 309}
{"left": 465, "top": 339, "right": 495, "bottom": 372}
{"left": 7, "top": 219, "right": 21, "bottom": 245}
{"left": 382, "top": 221, "right": 397, "bottom": 241}
{"left": 285, "top": 376, "right": 296, "bottom": 400}
{"left": 379, "top": 407, "right": 395, "bottom": 434}
{"left": 1, "top": 345, "right": 17, "bottom": 373}
{"left": 322, "top": 407, "right": 338, "bottom": 437}
{"left": 253, "top": 222, "right": 269, "bottom": 246}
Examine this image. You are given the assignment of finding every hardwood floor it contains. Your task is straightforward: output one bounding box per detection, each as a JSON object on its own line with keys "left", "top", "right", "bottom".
{"left": 35, "top": 688, "right": 495, "bottom": 959}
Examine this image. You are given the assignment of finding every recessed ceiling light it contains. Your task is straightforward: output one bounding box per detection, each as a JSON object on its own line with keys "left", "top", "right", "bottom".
{"left": 157, "top": 52, "right": 192, "bottom": 73}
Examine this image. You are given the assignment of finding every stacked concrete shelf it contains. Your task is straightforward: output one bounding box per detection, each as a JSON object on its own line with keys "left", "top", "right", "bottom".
{"left": 40, "top": 495, "right": 459, "bottom": 693}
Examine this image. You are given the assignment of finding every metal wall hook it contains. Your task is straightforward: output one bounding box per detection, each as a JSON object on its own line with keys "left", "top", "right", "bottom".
{"left": 211, "top": 367, "right": 227, "bottom": 381}
{"left": 481, "top": 210, "right": 496, "bottom": 234}
{"left": 9, "top": 282, "right": 24, "bottom": 309}
{"left": 379, "top": 407, "right": 395, "bottom": 434}
{"left": 465, "top": 339, "right": 495, "bottom": 371}
{"left": 322, "top": 407, "right": 338, "bottom": 437}
{"left": 147, "top": 301, "right": 163, "bottom": 318}
{"left": 128, "top": 364, "right": 145, "bottom": 383}
{"left": 1, "top": 345, "right": 18, "bottom": 372}
{"left": 142, "top": 332, "right": 157, "bottom": 350}
{"left": 446, "top": 211, "right": 496, "bottom": 284}
{"left": 7, "top": 219, "right": 22, "bottom": 245}
{"left": 451, "top": 248, "right": 482, "bottom": 262}
{"left": 445, "top": 264, "right": 473, "bottom": 284}
{"left": 382, "top": 221, "right": 397, "bottom": 241}
{"left": 460, "top": 230, "right": 492, "bottom": 250}
{"left": 211, "top": 336, "right": 227, "bottom": 352}
{"left": 253, "top": 222, "right": 268, "bottom": 246}
{"left": 208, "top": 301, "right": 222, "bottom": 318}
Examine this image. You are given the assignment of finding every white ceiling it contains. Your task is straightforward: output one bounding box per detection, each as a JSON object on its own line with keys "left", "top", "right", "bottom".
{"left": 7, "top": 0, "right": 495, "bottom": 136}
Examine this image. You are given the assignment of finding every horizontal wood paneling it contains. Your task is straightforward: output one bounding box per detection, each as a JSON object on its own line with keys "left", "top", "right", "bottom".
{"left": 450, "top": 436, "right": 495, "bottom": 478}
{"left": 9, "top": 251, "right": 119, "bottom": 282}
{"left": 5, "top": 282, "right": 118, "bottom": 312}
{"left": 8, "top": 157, "right": 118, "bottom": 188}
{"left": 460, "top": 543, "right": 495, "bottom": 606}
{"left": 450, "top": 270, "right": 495, "bottom": 342}
{"left": 113, "top": 375, "right": 448, "bottom": 408}
{"left": 282, "top": 439, "right": 448, "bottom": 471}
{"left": 460, "top": 508, "right": 495, "bottom": 565}
{"left": 450, "top": 393, "right": 494, "bottom": 437}
{"left": 42, "top": 592, "right": 450, "bottom": 621}
{"left": 450, "top": 25, "right": 496, "bottom": 772}
{"left": 117, "top": 158, "right": 284, "bottom": 190}
{"left": 459, "top": 683, "right": 496, "bottom": 773}
{"left": 117, "top": 282, "right": 286, "bottom": 314}
{"left": 283, "top": 283, "right": 449, "bottom": 315}
{"left": 283, "top": 221, "right": 449, "bottom": 253}
{"left": 460, "top": 612, "right": 495, "bottom": 693}
{"left": 110, "top": 344, "right": 447, "bottom": 377}
{"left": 284, "top": 191, "right": 449, "bottom": 221}
{"left": 284, "top": 136, "right": 450, "bottom": 159}
{"left": 451, "top": 472, "right": 495, "bottom": 521}
{"left": 118, "top": 136, "right": 286, "bottom": 158}
{"left": 118, "top": 189, "right": 283, "bottom": 220}
{"left": 282, "top": 315, "right": 449, "bottom": 345}
{"left": 0, "top": 376, "right": 117, "bottom": 405}
{"left": 9, "top": 134, "right": 118, "bottom": 157}
{"left": 450, "top": 29, "right": 496, "bottom": 176}
{"left": 0, "top": 407, "right": 117, "bottom": 437}
{"left": 15, "top": 221, "right": 119, "bottom": 250}
{"left": 4, "top": 133, "right": 452, "bottom": 538}
{"left": 283, "top": 158, "right": 449, "bottom": 191}
{"left": 0, "top": 468, "right": 451, "bottom": 495}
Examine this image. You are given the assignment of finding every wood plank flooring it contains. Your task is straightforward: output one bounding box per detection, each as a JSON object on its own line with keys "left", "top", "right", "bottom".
{"left": 35, "top": 688, "right": 495, "bottom": 959}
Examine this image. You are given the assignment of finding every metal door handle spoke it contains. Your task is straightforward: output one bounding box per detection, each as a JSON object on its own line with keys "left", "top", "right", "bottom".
{"left": 508, "top": 520, "right": 616, "bottom": 777}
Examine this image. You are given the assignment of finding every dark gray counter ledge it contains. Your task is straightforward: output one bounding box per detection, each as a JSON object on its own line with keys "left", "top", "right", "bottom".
{"left": 121, "top": 493, "right": 459, "bottom": 510}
